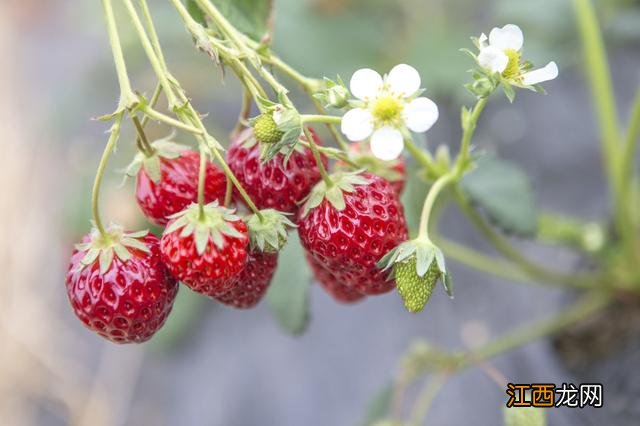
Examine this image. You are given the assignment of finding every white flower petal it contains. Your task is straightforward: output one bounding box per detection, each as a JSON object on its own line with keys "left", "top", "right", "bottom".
{"left": 349, "top": 68, "right": 383, "bottom": 100}
{"left": 478, "top": 33, "right": 488, "bottom": 47}
{"left": 488, "top": 24, "right": 523, "bottom": 51}
{"left": 370, "top": 127, "right": 404, "bottom": 161}
{"left": 403, "top": 97, "right": 439, "bottom": 133}
{"left": 477, "top": 46, "right": 509, "bottom": 73}
{"left": 522, "top": 61, "right": 559, "bottom": 86}
{"left": 341, "top": 108, "right": 374, "bottom": 141}
{"left": 387, "top": 63, "right": 421, "bottom": 96}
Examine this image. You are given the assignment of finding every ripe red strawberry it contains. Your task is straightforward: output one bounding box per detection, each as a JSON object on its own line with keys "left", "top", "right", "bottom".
{"left": 298, "top": 172, "right": 408, "bottom": 296}
{"left": 336, "top": 142, "right": 406, "bottom": 196}
{"left": 215, "top": 251, "right": 278, "bottom": 309}
{"left": 305, "top": 253, "right": 365, "bottom": 303}
{"left": 66, "top": 226, "right": 178, "bottom": 344}
{"left": 130, "top": 140, "right": 226, "bottom": 226}
{"left": 226, "top": 128, "right": 328, "bottom": 215}
{"left": 160, "top": 202, "right": 249, "bottom": 298}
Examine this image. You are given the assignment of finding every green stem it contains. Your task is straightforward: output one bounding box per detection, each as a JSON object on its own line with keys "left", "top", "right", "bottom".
{"left": 620, "top": 88, "right": 640, "bottom": 213}
{"left": 301, "top": 114, "right": 342, "bottom": 125}
{"left": 209, "top": 145, "right": 264, "bottom": 220}
{"left": 572, "top": 0, "right": 626, "bottom": 238}
{"left": 232, "top": 87, "right": 252, "bottom": 137}
{"left": 454, "top": 97, "right": 488, "bottom": 177}
{"left": 139, "top": 83, "right": 163, "bottom": 128}
{"left": 223, "top": 178, "right": 233, "bottom": 207}
{"left": 197, "top": 145, "right": 207, "bottom": 218}
{"left": 132, "top": 116, "right": 154, "bottom": 156}
{"left": 168, "top": 0, "right": 268, "bottom": 103}
{"left": 260, "top": 53, "right": 322, "bottom": 92}
{"left": 404, "top": 138, "right": 436, "bottom": 172}
{"left": 141, "top": 106, "right": 203, "bottom": 134}
{"left": 434, "top": 237, "right": 534, "bottom": 284}
{"left": 407, "top": 373, "right": 450, "bottom": 426}
{"left": 310, "top": 98, "right": 350, "bottom": 151}
{"left": 454, "top": 187, "right": 600, "bottom": 289}
{"left": 417, "top": 173, "right": 455, "bottom": 239}
{"left": 304, "top": 127, "right": 333, "bottom": 187}
{"left": 101, "top": 0, "right": 138, "bottom": 110}
{"left": 92, "top": 114, "right": 124, "bottom": 236}
{"left": 138, "top": 0, "right": 167, "bottom": 69}
{"left": 461, "top": 293, "right": 609, "bottom": 366}
{"left": 121, "top": 0, "right": 180, "bottom": 108}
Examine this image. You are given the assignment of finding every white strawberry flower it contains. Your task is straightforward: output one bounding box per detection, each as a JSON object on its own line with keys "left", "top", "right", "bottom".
{"left": 340, "top": 64, "right": 439, "bottom": 161}
{"left": 476, "top": 24, "right": 558, "bottom": 87}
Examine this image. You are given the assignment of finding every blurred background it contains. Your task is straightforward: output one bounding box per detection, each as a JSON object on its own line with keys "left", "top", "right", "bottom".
{"left": 1, "top": 0, "right": 639, "bottom": 425}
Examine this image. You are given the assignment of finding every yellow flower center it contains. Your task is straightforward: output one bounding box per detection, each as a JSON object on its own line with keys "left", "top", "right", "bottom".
{"left": 372, "top": 96, "right": 403, "bottom": 122}
{"left": 502, "top": 49, "right": 522, "bottom": 80}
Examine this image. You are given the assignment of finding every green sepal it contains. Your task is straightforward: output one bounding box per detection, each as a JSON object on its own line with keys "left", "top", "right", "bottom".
{"left": 300, "top": 171, "right": 370, "bottom": 218}
{"left": 74, "top": 225, "right": 150, "bottom": 274}
{"left": 163, "top": 201, "right": 243, "bottom": 256}
{"left": 259, "top": 107, "right": 304, "bottom": 163}
{"left": 246, "top": 209, "right": 295, "bottom": 253}
{"left": 123, "top": 133, "right": 189, "bottom": 183}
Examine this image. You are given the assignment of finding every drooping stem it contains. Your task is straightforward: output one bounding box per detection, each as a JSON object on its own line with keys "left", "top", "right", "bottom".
{"left": 310, "top": 98, "right": 350, "bottom": 151}
{"left": 453, "top": 187, "right": 602, "bottom": 289}
{"left": 101, "top": 0, "right": 138, "bottom": 110}
{"left": 454, "top": 97, "right": 488, "bottom": 177}
{"left": 92, "top": 114, "right": 124, "bottom": 236}
{"left": 417, "top": 173, "right": 455, "bottom": 239}
{"left": 304, "top": 127, "right": 333, "bottom": 187}
{"left": 232, "top": 88, "right": 252, "bottom": 137}
{"left": 208, "top": 144, "right": 264, "bottom": 220}
{"left": 223, "top": 178, "right": 233, "bottom": 207}
{"left": 139, "top": 83, "right": 163, "bottom": 129}
{"left": 197, "top": 145, "right": 207, "bottom": 218}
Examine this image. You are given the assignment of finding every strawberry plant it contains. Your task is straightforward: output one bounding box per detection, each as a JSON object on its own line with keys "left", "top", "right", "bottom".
{"left": 65, "top": 0, "right": 640, "bottom": 424}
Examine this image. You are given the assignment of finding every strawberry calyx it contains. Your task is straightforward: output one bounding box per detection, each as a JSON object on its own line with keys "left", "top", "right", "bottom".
{"left": 300, "top": 171, "right": 370, "bottom": 217}
{"left": 74, "top": 224, "right": 151, "bottom": 274}
{"left": 164, "top": 201, "right": 244, "bottom": 255}
{"left": 124, "top": 134, "right": 190, "bottom": 183}
{"left": 246, "top": 209, "right": 295, "bottom": 253}
{"left": 378, "top": 238, "right": 453, "bottom": 313}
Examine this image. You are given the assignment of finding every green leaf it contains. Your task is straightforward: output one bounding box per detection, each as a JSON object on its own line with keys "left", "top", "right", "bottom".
{"left": 503, "top": 406, "right": 547, "bottom": 426}
{"left": 266, "top": 233, "right": 311, "bottom": 335}
{"left": 186, "top": 0, "right": 207, "bottom": 26}
{"left": 361, "top": 383, "right": 394, "bottom": 426}
{"left": 461, "top": 156, "right": 538, "bottom": 237}
{"left": 210, "top": 0, "right": 273, "bottom": 41}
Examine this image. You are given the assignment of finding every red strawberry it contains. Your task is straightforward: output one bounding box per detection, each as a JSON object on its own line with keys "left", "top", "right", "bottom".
{"left": 66, "top": 226, "right": 178, "bottom": 344}
{"left": 336, "top": 142, "right": 406, "bottom": 196}
{"left": 215, "top": 251, "right": 278, "bottom": 309}
{"left": 298, "top": 172, "right": 408, "bottom": 296}
{"left": 226, "top": 128, "right": 328, "bottom": 215}
{"left": 160, "top": 202, "right": 249, "bottom": 298}
{"left": 130, "top": 140, "right": 226, "bottom": 226}
{"left": 305, "top": 253, "right": 365, "bottom": 303}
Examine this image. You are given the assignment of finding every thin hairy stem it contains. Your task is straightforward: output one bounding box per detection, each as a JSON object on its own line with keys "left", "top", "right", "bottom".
{"left": 92, "top": 114, "right": 123, "bottom": 236}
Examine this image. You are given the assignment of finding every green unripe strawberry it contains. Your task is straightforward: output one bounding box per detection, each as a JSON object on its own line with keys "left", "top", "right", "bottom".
{"left": 378, "top": 238, "right": 453, "bottom": 313}
{"left": 253, "top": 113, "right": 284, "bottom": 145}
{"left": 394, "top": 257, "right": 439, "bottom": 313}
